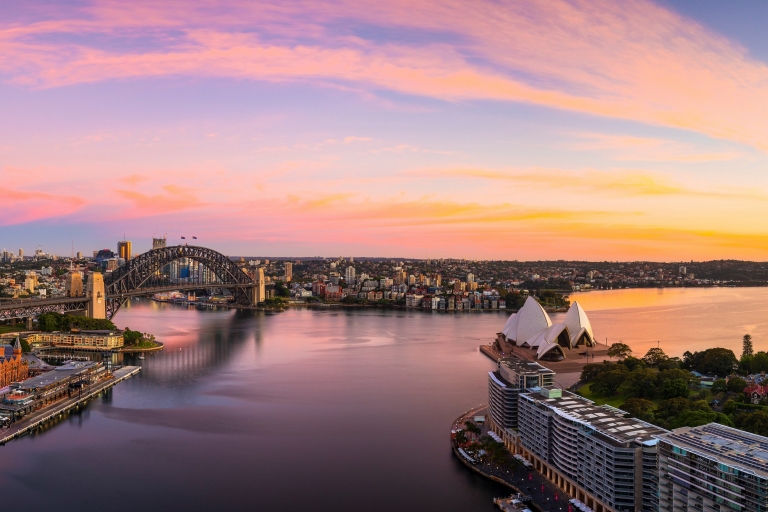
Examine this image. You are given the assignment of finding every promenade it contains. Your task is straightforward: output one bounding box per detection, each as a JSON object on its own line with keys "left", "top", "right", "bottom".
{"left": 452, "top": 407, "right": 571, "bottom": 512}
{"left": 0, "top": 366, "right": 141, "bottom": 445}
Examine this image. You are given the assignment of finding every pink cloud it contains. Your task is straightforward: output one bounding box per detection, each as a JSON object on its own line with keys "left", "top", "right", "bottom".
{"left": 2, "top": 0, "right": 768, "bottom": 150}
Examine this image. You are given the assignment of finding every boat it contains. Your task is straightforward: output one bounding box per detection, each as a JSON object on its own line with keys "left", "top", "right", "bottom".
{"left": 138, "top": 354, "right": 145, "bottom": 360}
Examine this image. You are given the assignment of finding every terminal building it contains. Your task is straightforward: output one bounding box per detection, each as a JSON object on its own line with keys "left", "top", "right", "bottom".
{"left": 0, "top": 338, "right": 29, "bottom": 388}
{"left": 496, "top": 297, "right": 597, "bottom": 361}
{"left": 517, "top": 388, "right": 667, "bottom": 512}
{"left": 488, "top": 359, "right": 555, "bottom": 431}
{"left": 0, "top": 361, "right": 105, "bottom": 423}
{"left": 26, "top": 330, "right": 124, "bottom": 350}
{"left": 656, "top": 423, "right": 768, "bottom": 512}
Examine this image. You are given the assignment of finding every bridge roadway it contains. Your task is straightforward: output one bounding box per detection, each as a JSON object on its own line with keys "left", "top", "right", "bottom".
{"left": 0, "top": 283, "right": 249, "bottom": 321}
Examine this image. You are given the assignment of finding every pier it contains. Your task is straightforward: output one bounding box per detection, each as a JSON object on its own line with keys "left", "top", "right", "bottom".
{"left": 0, "top": 366, "right": 141, "bottom": 445}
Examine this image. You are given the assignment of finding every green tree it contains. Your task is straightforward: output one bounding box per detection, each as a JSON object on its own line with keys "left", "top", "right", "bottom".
{"left": 743, "top": 334, "right": 754, "bottom": 358}
{"left": 660, "top": 379, "right": 690, "bottom": 400}
{"left": 657, "top": 368, "right": 696, "bottom": 387}
{"left": 619, "top": 398, "right": 655, "bottom": 422}
{"left": 737, "top": 411, "right": 768, "bottom": 437}
{"left": 726, "top": 377, "right": 748, "bottom": 393}
{"left": 686, "top": 348, "right": 738, "bottom": 377}
{"left": 622, "top": 356, "right": 645, "bottom": 372}
{"left": 607, "top": 342, "right": 632, "bottom": 360}
{"left": 622, "top": 368, "right": 657, "bottom": 399}
{"left": 591, "top": 369, "right": 628, "bottom": 396}
{"left": 722, "top": 400, "right": 737, "bottom": 415}
{"left": 581, "top": 361, "right": 625, "bottom": 381}
{"left": 643, "top": 347, "right": 668, "bottom": 367}
{"left": 712, "top": 379, "right": 728, "bottom": 393}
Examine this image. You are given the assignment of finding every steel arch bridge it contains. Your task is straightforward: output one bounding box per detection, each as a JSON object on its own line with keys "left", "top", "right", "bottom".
{"left": 0, "top": 245, "right": 258, "bottom": 321}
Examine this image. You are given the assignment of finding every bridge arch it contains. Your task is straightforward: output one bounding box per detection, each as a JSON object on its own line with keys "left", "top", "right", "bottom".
{"left": 104, "top": 245, "right": 255, "bottom": 318}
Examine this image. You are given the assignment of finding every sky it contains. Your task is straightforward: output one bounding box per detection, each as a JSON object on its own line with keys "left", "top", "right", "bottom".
{"left": 2, "top": 0, "right": 768, "bottom": 260}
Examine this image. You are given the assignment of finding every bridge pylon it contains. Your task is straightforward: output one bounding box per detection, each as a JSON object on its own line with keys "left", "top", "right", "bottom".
{"left": 86, "top": 272, "right": 107, "bottom": 319}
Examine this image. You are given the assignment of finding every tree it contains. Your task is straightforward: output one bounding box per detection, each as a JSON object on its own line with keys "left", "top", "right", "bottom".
{"left": 620, "top": 398, "right": 655, "bottom": 422}
{"left": 701, "top": 348, "right": 739, "bottom": 378}
{"left": 464, "top": 421, "right": 481, "bottom": 438}
{"left": 743, "top": 334, "right": 754, "bottom": 358}
{"left": 622, "top": 356, "right": 646, "bottom": 372}
{"left": 607, "top": 342, "right": 632, "bottom": 360}
{"left": 738, "top": 411, "right": 768, "bottom": 437}
{"left": 726, "top": 377, "right": 748, "bottom": 394}
{"left": 722, "top": 400, "right": 737, "bottom": 415}
{"left": 660, "top": 379, "right": 690, "bottom": 399}
{"left": 591, "top": 369, "right": 628, "bottom": 396}
{"left": 712, "top": 379, "right": 728, "bottom": 393}
{"left": 657, "top": 368, "right": 696, "bottom": 387}
{"left": 643, "top": 347, "right": 668, "bottom": 367}
{"left": 685, "top": 348, "right": 739, "bottom": 377}
{"left": 622, "top": 368, "right": 657, "bottom": 399}
{"left": 581, "top": 362, "right": 624, "bottom": 382}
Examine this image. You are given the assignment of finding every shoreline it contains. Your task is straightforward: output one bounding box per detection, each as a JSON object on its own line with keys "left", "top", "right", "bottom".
{"left": 451, "top": 406, "right": 546, "bottom": 512}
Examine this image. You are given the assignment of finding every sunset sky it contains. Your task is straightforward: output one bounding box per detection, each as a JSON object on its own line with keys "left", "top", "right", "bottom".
{"left": 3, "top": 1, "right": 768, "bottom": 260}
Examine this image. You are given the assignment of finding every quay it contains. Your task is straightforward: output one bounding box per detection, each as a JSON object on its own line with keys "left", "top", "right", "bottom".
{"left": 0, "top": 366, "right": 141, "bottom": 445}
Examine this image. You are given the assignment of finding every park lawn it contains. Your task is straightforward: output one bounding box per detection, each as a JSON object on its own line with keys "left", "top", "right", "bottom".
{"left": 0, "top": 326, "right": 26, "bottom": 334}
{"left": 577, "top": 382, "right": 673, "bottom": 408}
{"left": 576, "top": 382, "right": 631, "bottom": 407}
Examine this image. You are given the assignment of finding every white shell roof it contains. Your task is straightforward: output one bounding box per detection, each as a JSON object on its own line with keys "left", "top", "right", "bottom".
{"left": 529, "top": 323, "right": 569, "bottom": 348}
{"left": 564, "top": 302, "right": 593, "bottom": 342}
{"left": 503, "top": 296, "right": 552, "bottom": 345}
{"left": 537, "top": 340, "right": 565, "bottom": 359}
{"left": 501, "top": 312, "right": 519, "bottom": 338}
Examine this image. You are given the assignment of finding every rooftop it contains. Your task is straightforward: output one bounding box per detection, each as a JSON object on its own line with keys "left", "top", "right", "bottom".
{"left": 521, "top": 389, "right": 668, "bottom": 446}
{"left": 18, "top": 361, "right": 100, "bottom": 390}
{"left": 657, "top": 423, "right": 768, "bottom": 478}
{"left": 500, "top": 358, "right": 554, "bottom": 376}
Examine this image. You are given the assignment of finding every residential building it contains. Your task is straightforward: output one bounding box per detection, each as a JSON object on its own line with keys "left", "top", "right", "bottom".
{"left": 488, "top": 359, "right": 554, "bottom": 432}
{"left": 518, "top": 388, "right": 667, "bottom": 512}
{"left": 656, "top": 423, "right": 768, "bottom": 512}
{"left": 26, "top": 330, "right": 124, "bottom": 349}
{"left": 285, "top": 262, "right": 293, "bottom": 282}
{"left": 345, "top": 266, "right": 356, "bottom": 285}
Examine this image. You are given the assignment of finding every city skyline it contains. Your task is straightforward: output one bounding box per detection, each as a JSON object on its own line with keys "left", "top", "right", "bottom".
{"left": 4, "top": 1, "right": 768, "bottom": 260}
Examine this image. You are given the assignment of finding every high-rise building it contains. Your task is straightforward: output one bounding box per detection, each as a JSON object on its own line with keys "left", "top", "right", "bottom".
{"left": 285, "top": 262, "right": 293, "bottom": 282}
{"left": 488, "top": 359, "right": 554, "bottom": 431}
{"left": 517, "top": 388, "right": 666, "bottom": 512}
{"left": 345, "top": 266, "right": 356, "bottom": 285}
{"left": 153, "top": 237, "right": 167, "bottom": 250}
{"left": 679, "top": 266, "right": 686, "bottom": 275}
{"left": 467, "top": 272, "right": 474, "bottom": 283}
{"left": 24, "top": 272, "right": 38, "bottom": 292}
{"left": 18, "top": 248, "right": 23, "bottom": 258}
{"left": 117, "top": 241, "right": 132, "bottom": 261}
{"left": 657, "top": 424, "right": 768, "bottom": 512}
{"left": 76, "top": 251, "right": 83, "bottom": 259}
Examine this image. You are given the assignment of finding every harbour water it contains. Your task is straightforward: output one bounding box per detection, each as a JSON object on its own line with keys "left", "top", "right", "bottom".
{"left": 1, "top": 288, "right": 767, "bottom": 511}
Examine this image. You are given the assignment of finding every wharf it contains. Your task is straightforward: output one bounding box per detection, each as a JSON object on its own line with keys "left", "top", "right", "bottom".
{"left": 0, "top": 366, "right": 141, "bottom": 445}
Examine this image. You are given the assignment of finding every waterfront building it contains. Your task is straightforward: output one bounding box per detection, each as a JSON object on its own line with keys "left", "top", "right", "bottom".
{"left": 518, "top": 388, "right": 667, "bottom": 512}
{"left": 656, "top": 423, "right": 768, "bottom": 512}
{"left": 0, "top": 361, "right": 106, "bottom": 422}
{"left": 26, "top": 330, "right": 124, "bottom": 349}
{"left": 496, "top": 297, "right": 596, "bottom": 361}
{"left": 0, "top": 338, "right": 29, "bottom": 388}
{"left": 488, "top": 359, "right": 554, "bottom": 432}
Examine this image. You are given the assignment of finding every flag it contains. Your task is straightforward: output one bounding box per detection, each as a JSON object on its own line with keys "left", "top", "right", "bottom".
{"left": 181, "top": 236, "right": 186, "bottom": 239}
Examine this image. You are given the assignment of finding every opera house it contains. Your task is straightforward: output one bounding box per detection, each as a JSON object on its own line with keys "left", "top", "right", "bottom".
{"left": 495, "top": 297, "right": 596, "bottom": 361}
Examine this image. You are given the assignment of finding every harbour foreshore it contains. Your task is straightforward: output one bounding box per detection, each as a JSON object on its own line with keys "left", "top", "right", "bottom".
{"left": 0, "top": 366, "right": 141, "bottom": 445}
{"left": 452, "top": 406, "right": 570, "bottom": 512}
